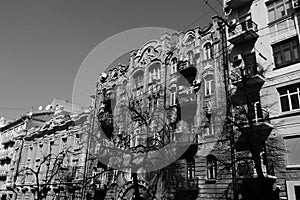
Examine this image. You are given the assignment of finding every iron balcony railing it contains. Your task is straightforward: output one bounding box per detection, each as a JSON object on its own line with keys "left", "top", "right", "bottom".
{"left": 228, "top": 19, "right": 258, "bottom": 43}
{"left": 178, "top": 86, "right": 196, "bottom": 105}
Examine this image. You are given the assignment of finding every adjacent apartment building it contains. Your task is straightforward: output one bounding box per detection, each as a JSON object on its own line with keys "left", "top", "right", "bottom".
{"left": 0, "top": 100, "right": 90, "bottom": 200}
{"left": 224, "top": 0, "right": 300, "bottom": 199}
{"left": 0, "top": 111, "right": 53, "bottom": 200}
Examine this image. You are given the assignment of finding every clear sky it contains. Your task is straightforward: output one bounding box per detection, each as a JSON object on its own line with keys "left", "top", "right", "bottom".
{"left": 0, "top": 0, "right": 223, "bottom": 120}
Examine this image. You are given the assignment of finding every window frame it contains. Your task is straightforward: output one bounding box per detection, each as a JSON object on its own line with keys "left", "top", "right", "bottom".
{"left": 148, "top": 63, "right": 161, "bottom": 84}
{"left": 132, "top": 70, "right": 144, "bottom": 89}
{"left": 170, "top": 91, "right": 177, "bottom": 106}
{"left": 278, "top": 83, "right": 300, "bottom": 112}
{"left": 170, "top": 58, "right": 177, "bottom": 74}
{"left": 203, "top": 42, "right": 213, "bottom": 60}
{"left": 267, "top": 0, "right": 293, "bottom": 24}
{"left": 187, "top": 159, "right": 195, "bottom": 179}
{"left": 207, "top": 155, "right": 217, "bottom": 180}
{"left": 284, "top": 136, "right": 300, "bottom": 168}
{"left": 204, "top": 124, "right": 214, "bottom": 137}
{"left": 272, "top": 37, "right": 300, "bottom": 69}
{"left": 204, "top": 77, "right": 214, "bottom": 97}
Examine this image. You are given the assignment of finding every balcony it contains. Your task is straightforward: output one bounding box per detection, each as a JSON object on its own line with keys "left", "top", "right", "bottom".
{"left": 224, "top": 0, "right": 253, "bottom": 9}
{"left": 178, "top": 87, "right": 196, "bottom": 106}
{"left": 235, "top": 104, "right": 273, "bottom": 152}
{"left": 231, "top": 62, "right": 265, "bottom": 87}
{"left": 97, "top": 112, "right": 114, "bottom": 139}
{"left": 174, "top": 126, "right": 198, "bottom": 159}
{"left": 177, "top": 86, "right": 197, "bottom": 123}
{"left": 176, "top": 60, "right": 197, "bottom": 83}
{"left": 228, "top": 19, "right": 258, "bottom": 45}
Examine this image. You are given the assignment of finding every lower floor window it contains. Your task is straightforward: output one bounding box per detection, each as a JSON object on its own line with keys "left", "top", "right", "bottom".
{"left": 207, "top": 155, "right": 217, "bottom": 179}
{"left": 278, "top": 83, "right": 300, "bottom": 112}
{"left": 284, "top": 136, "right": 300, "bottom": 166}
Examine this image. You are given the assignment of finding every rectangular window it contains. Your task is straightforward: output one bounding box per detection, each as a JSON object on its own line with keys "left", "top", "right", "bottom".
{"left": 272, "top": 37, "right": 300, "bottom": 68}
{"left": 134, "top": 75, "right": 144, "bottom": 88}
{"left": 187, "top": 161, "right": 195, "bottom": 179}
{"left": 207, "top": 156, "right": 217, "bottom": 180}
{"left": 171, "top": 62, "right": 177, "bottom": 74}
{"left": 267, "top": 0, "right": 293, "bottom": 23}
{"left": 295, "top": 186, "right": 300, "bottom": 200}
{"left": 149, "top": 67, "right": 161, "bottom": 83}
{"left": 204, "top": 124, "right": 214, "bottom": 136}
{"left": 204, "top": 79, "right": 213, "bottom": 96}
{"left": 170, "top": 92, "right": 176, "bottom": 106}
{"left": 285, "top": 136, "right": 300, "bottom": 166}
{"left": 278, "top": 83, "right": 300, "bottom": 112}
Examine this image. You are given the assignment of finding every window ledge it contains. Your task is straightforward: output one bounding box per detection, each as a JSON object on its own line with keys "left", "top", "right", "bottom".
{"left": 204, "top": 94, "right": 214, "bottom": 99}
{"left": 273, "top": 59, "right": 300, "bottom": 70}
{"left": 286, "top": 164, "right": 300, "bottom": 169}
{"left": 205, "top": 179, "right": 216, "bottom": 184}
{"left": 204, "top": 135, "right": 215, "bottom": 139}
{"left": 276, "top": 109, "right": 300, "bottom": 119}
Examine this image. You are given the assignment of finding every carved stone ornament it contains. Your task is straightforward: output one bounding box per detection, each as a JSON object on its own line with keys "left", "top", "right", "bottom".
{"left": 138, "top": 46, "right": 161, "bottom": 66}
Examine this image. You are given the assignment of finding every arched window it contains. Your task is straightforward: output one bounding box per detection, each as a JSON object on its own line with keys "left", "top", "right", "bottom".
{"left": 187, "top": 50, "right": 195, "bottom": 65}
{"left": 170, "top": 58, "right": 177, "bottom": 74}
{"left": 148, "top": 63, "right": 161, "bottom": 83}
{"left": 207, "top": 155, "right": 217, "bottom": 179}
{"left": 204, "top": 42, "right": 213, "bottom": 60}
{"left": 133, "top": 70, "right": 144, "bottom": 89}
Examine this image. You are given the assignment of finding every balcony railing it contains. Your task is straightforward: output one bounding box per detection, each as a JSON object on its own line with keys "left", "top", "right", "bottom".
{"left": 178, "top": 87, "right": 196, "bottom": 105}
{"left": 231, "top": 53, "right": 265, "bottom": 86}
{"left": 228, "top": 19, "right": 258, "bottom": 45}
{"left": 177, "top": 60, "right": 193, "bottom": 72}
{"left": 176, "top": 60, "right": 197, "bottom": 82}
{"left": 234, "top": 102, "right": 271, "bottom": 125}
{"left": 174, "top": 125, "right": 198, "bottom": 145}
{"left": 235, "top": 103, "right": 273, "bottom": 151}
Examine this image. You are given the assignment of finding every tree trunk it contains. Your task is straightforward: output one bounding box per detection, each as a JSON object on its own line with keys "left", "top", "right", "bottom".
{"left": 132, "top": 172, "right": 142, "bottom": 200}
{"left": 252, "top": 151, "right": 264, "bottom": 179}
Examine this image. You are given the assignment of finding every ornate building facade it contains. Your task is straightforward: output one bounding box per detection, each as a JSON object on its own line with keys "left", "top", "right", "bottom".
{"left": 0, "top": 111, "right": 53, "bottom": 200}
{"left": 89, "top": 16, "right": 234, "bottom": 200}
{"left": 0, "top": 100, "right": 90, "bottom": 200}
